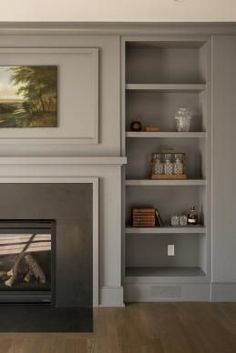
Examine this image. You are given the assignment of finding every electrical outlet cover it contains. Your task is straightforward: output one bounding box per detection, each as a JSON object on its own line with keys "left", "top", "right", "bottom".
{"left": 167, "top": 244, "right": 175, "bottom": 256}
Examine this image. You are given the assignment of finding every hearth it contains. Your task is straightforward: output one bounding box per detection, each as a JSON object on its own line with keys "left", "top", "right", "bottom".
{"left": 0, "top": 220, "right": 54, "bottom": 303}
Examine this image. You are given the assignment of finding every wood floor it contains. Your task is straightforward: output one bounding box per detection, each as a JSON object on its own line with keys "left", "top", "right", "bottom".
{"left": 0, "top": 303, "right": 236, "bottom": 353}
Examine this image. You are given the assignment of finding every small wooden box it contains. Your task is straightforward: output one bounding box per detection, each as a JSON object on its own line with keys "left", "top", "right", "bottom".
{"left": 132, "top": 208, "right": 156, "bottom": 227}
{"left": 145, "top": 126, "right": 160, "bottom": 132}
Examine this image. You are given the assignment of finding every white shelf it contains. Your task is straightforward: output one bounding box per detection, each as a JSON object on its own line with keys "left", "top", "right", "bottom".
{"left": 126, "top": 179, "right": 207, "bottom": 186}
{"left": 125, "top": 266, "right": 206, "bottom": 283}
{"left": 126, "top": 227, "right": 206, "bottom": 234}
{"left": 126, "top": 132, "right": 207, "bottom": 138}
{"left": 126, "top": 83, "right": 206, "bottom": 92}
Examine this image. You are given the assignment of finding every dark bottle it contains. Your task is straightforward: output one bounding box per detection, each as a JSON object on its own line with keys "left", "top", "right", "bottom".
{"left": 187, "top": 206, "right": 198, "bottom": 225}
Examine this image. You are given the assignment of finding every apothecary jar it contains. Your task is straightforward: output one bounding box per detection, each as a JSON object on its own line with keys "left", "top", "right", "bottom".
{"left": 151, "top": 153, "right": 164, "bottom": 176}
{"left": 173, "top": 153, "right": 184, "bottom": 175}
{"left": 175, "top": 107, "right": 192, "bottom": 132}
{"left": 163, "top": 153, "right": 174, "bottom": 175}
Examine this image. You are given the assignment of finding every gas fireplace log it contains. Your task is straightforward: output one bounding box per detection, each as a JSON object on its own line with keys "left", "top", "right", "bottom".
{"left": 5, "top": 251, "right": 28, "bottom": 287}
{"left": 24, "top": 269, "right": 33, "bottom": 283}
{"left": 0, "top": 271, "right": 8, "bottom": 280}
{"left": 24, "top": 254, "right": 46, "bottom": 284}
{"left": 4, "top": 233, "right": 36, "bottom": 287}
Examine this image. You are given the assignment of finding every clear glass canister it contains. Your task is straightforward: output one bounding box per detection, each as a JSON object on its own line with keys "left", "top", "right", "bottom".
{"left": 163, "top": 154, "right": 173, "bottom": 175}
{"left": 175, "top": 108, "right": 192, "bottom": 132}
{"left": 171, "top": 215, "right": 179, "bottom": 226}
{"left": 173, "top": 153, "right": 184, "bottom": 175}
{"left": 152, "top": 153, "right": 163, "bottom": 175}
{"left": 179, "top": 215, "right": 188, "bottom": 226}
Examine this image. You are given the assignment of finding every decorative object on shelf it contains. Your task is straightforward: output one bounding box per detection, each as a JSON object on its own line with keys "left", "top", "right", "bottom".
{"left": 164, "top": 153, "right": 174, "bottom": 175}
{"left": 132, "top": 208, "right": 156, "bottom": 227}
{"left": 171, "top": 215, "right": 179, "bottom": 227}
{"left": 175, "top": 107, "right": 192, "bottom": 132}
{"left": 0, "top": 66, "right": 57, "bottom": 128}
{"left": 151, "top": 153, "right": 164, "bottom": 176}
{"left": 179, "top": 215, "right": 188, "bottom": 226}
{"left": 151, "top": 152, "right": 187, "bottom": 180}
{"left": 155, "top": 209, "right": 164, "bottom": 227}
{"left": 170, "top": 212, "right": 199, "bottom": 227}
{"left": 187, "top": 206, "right": 199, "bottom": 225}
{"left": 144, "top": 125, "right": 160, "bottom": 132}
{"left": 130, "top": 120, "right": 143, "bottom": 132}
{"left": 173, "top": 153, "right": 184, "bottom": 175}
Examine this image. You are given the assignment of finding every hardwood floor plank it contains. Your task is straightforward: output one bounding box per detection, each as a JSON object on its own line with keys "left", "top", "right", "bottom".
{"left": 176, "top": 303, "right": 236, "bottom": 353}
{"left": 0, "top": 303, "right": 236, "bottom": 353}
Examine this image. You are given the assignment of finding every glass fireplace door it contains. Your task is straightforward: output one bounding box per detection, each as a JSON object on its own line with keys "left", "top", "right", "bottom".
{"left": 0, "top": 220, "right": 55, "bottom": 303}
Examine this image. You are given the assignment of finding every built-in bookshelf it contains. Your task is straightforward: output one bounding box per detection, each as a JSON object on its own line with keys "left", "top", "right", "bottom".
{"left": 122, "top": 38, "right": 211, "bottom": 301}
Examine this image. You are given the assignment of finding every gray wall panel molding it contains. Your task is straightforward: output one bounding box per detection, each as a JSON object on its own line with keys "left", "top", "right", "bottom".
{"left": 0, "top": 47, "right": 99, "bottom": 145}
{"left": 0, "top": 35, "right": 121, "bottom": 155}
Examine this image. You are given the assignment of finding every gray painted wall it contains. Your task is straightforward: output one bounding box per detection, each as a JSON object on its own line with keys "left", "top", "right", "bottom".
{"left": 212, "top": 36, "right": 236, "bottom": 283}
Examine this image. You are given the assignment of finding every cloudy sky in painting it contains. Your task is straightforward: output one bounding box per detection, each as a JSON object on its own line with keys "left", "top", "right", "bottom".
{"left": 0, "top": 67, "right": 23, "bottom": 101}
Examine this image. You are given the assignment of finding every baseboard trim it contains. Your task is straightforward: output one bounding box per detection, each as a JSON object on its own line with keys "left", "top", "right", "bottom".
{"left": 211, "top": 282, "right": 236, "bottom": 301}
{"left": 99, "top": 286, "right": 124, "bottom": 307}
{"left": 125, "top": 283, "right": 210, "bottom": 302}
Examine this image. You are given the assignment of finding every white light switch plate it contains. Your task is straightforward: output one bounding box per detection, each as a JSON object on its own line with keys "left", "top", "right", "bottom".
{"left": 167, "top": 244, "right": 175, "bottom": 256}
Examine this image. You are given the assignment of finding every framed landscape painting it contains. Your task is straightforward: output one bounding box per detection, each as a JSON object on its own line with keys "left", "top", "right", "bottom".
{"left": 0, "top": 66, "right": 57, "bottom": 128}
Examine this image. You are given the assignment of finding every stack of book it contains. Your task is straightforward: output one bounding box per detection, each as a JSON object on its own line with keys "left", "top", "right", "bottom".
{"left": 132, "top": 208, "right": 164, "bottom": 227}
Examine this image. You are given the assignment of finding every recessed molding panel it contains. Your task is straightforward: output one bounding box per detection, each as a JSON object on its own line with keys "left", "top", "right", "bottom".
{"left": 0, "top": 48, "right": 99, "bottom": 144}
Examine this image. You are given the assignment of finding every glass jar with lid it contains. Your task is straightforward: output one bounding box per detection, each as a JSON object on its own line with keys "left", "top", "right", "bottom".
{"left": 175, "top": 108, "right": 192, "bottom": 132}
{"left": 163, "top": 153, "right": 174, "bottom": 175}
{"left": 173, "top": 153, "right": 184, "bottom": 176}
{"left": 151, "top": 153, "right": 164, "bottom": 176}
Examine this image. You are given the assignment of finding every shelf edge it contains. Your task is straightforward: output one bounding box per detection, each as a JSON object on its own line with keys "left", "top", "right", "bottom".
{"left": 125, "top": 227, "right": 207, "bottom": 234}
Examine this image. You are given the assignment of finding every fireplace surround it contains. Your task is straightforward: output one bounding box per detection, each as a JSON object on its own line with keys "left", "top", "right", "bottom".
{"left": 0, "top": 155, "right": 126, "bottom": 330}
{"left": 0, "top": 177, "right": 100, "bottom": 331}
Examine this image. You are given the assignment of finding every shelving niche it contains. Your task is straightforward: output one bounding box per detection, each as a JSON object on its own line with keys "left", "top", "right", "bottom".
{"left": 122, "top": 39, "right": 211, "bottom": 301}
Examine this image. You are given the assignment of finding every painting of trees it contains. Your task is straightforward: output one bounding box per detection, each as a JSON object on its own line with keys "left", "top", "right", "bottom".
{"left": 0, "top": 66, "right": 57, "bottom": 127}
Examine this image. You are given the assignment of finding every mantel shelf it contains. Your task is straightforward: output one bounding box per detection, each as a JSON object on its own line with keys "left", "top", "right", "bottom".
{"left": 0, "top": 157, "right": 127, "bottom": 166}
{"left": 126, "top": 83, "right": 206, "bottom": 92}
{"left": 126, "top": 132, "right": 207, "bottom": 138}
{"left": 126, "top": 227, "right": 206, "bottom": 234}
{"left": 125, "top": 179, "right": 206, "bottom": 186}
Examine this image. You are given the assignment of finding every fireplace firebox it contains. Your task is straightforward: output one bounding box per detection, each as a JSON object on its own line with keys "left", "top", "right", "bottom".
{"left": 0, "top": 220, "right": 55, "bottom": 303}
